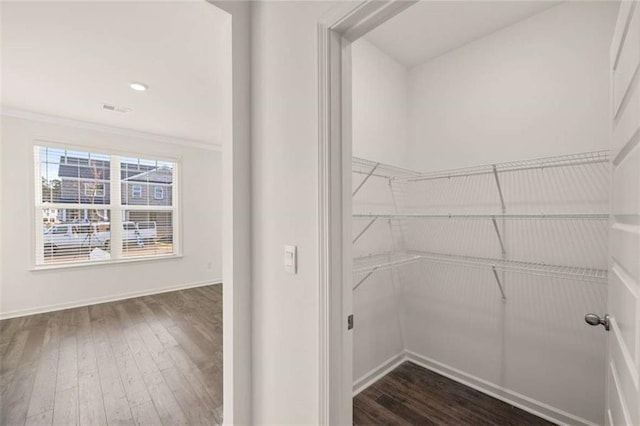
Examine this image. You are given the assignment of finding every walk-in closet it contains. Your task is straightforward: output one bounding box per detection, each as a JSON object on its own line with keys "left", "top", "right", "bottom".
{"left": 349, "top": 2, "right": 637, "bottom": 425}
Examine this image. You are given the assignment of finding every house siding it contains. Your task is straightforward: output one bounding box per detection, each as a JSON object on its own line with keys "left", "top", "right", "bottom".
{"left": 122, "top": 182, "right": 172, "bottom": 206}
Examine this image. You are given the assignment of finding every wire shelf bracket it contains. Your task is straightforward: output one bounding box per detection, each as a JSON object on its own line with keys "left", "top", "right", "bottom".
{"left": 353, "top": 268, "right": 379, "bottom": 291}
{"left": 352, "top": 162, "right": 380, "bottom": 197}
{"left": 492, "top": 164, "right": 506, "bottom": 213}
{"left": 353, "top": 217, "right": 378, "bottom": 244}
{"left": 492, "top": 266, "right": 507, "bottom": 301}
{"left": 491, "top": 218, "right": 506, "bottom": 256}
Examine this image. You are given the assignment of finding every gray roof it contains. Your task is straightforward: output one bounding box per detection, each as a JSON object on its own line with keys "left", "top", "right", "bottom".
{"left": 125, "top": 168, "right": 173, "bottom": 184}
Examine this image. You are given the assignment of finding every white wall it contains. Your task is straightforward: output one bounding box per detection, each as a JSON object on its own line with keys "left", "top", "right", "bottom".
{"left": 352, "top": 38, "right": 410, "bottom": 168}
{"left": 407, "top": 1, "right": 618, "bottom": 171}
{"left": 0, "top": 115, "right": 222, "bottom": 317}
{"left": 351, "top": 39, "right": 410, "bottom": 381}
{"left": 250, "top": 2, "right": 339, "bottom": 424}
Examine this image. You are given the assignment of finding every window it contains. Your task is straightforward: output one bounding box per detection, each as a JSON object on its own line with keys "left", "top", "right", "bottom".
{"left": 84, "top": 182, "right": 105, "bottom": 197}
{"left": 131, "top": 184, "right": 142, "bottom": 198}
{"left": 154, "top": 186, "right": 164, "bottom": 200}
{"left": 35, "top": 146, "right": 178, "bottom": 266}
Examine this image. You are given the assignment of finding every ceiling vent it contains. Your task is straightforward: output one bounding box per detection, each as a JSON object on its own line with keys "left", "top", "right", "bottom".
{"left": 102, "top": 103, "right": 131, "bottom": 113}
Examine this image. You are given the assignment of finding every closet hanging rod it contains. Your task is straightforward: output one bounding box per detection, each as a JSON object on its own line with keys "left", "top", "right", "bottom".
{"left": 393, "top": 150, "right": 609, "bottom": 182}
{"left": 352, "top": 213, "right": 609, "bottom": 220}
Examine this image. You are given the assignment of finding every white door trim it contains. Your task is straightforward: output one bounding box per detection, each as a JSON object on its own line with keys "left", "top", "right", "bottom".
{"left": 207, "top": 1, "right": 252, "bottom": 424}
{"left": 317, "top": 1, "right": 417, "bottom": 424}
{"left": 606, "top": 1, "right": 640, "bottom": 424}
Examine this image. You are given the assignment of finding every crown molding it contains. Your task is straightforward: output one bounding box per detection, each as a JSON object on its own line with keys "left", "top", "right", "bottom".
{"left": 0, "top": 108, "right": 222, "bottom": 152}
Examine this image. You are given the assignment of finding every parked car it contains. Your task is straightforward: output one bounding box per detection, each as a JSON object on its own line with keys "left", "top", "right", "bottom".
{"left": 43, "top": 221, "right": 157, "bottom": 255}
{"left": 43, "top": 222, "right": 109, "bottom": 255}
{"left": 128, "top": 221, "right": 157, "bottom": 243}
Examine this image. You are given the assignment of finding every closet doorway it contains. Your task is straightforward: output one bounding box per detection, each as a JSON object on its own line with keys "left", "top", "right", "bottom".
{"left": 320, "top": 1, "right": 640, "bottom": 425}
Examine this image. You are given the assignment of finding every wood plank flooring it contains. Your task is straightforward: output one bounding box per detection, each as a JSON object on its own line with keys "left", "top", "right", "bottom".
{"left": 354, "top": 362, "right": 556, "bottom": 426}
{"left": 0, "top": 284, "right": 223, "bottom": 426}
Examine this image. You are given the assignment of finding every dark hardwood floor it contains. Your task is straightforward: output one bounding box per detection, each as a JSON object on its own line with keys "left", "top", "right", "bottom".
{"left": 354, "top": 362, "right": 556, "bottom": 426}
{"left": 0, "top": 284, "right": 223, "bottom": 426}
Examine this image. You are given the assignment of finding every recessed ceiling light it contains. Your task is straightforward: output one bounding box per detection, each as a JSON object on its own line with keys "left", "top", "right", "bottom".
{"left": 129, "top": 82, "right": 148, "bottom": 92}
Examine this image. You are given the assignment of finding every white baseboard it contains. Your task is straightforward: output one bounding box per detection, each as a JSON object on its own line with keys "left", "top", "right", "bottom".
{"left": 0, "top": 279, "right": 222, "bottom": 320}
{"left": 404, "top": 350, "right": 600, "bottom": 426}
{"left": 353, "top": 351, "right": 407, "bottom": 396}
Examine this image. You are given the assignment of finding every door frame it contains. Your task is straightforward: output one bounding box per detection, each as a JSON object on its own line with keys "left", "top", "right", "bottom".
{"left": 207, "top": 1, "right": 252, "bottom": 425}
{"left": 317, "top": 1, "right": 417, "bottom": 423}
{"left": 606, "top": 1, "right": 640, "bottom": 424}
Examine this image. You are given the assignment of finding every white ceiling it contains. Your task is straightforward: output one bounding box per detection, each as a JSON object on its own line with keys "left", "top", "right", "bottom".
{"left": 364, "top": 1, "right": 562, "bottom": 68}
{"left": 1, "top": 1, "right": 228, "bottom": 145}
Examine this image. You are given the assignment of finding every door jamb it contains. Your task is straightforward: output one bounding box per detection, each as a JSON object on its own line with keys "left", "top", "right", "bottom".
{"left": 317, "top": 1, "right": 417, "bottom": 424}
{"left": 207, "top": 1, "right": 252, "bottom": 424}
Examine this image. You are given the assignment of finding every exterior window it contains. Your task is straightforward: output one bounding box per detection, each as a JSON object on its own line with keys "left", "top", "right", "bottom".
{"left": 154, "top": 186, "right": 164, "bottom": 200}
{"left": 84, "top": 182, "right": 105, "bottom": 197}
{"left": 131, "top": 185, "right": 142, "bottom": 198}
{"left": 35, "top": 146, "right": 178, "bottom": 266}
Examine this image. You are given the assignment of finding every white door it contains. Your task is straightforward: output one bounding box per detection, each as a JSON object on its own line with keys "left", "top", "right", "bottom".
{"left": 606, "top": 1, "right": 640, "bottom": 425}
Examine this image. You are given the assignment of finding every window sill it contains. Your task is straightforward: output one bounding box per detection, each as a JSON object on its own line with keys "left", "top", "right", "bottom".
{"left": 30, "top": 253, "right": 183, "bottom": 272}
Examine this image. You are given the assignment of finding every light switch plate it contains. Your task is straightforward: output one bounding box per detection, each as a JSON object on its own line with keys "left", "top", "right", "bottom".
{"left": 284, "top": 245, "right": 297, "bottom": 274}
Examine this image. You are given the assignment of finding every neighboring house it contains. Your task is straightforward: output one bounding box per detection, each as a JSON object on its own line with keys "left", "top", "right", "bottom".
{"left": 122, "top": 166, "right": 174, "bottom": 242}
{"left": 42, "top": 208, "right": 58, "bottom": 224}
{"left": 56, "top": 156, "right": 173, "bottom": 240}
{"left": 122, "top": 167, "right": 173, "bottom": 206}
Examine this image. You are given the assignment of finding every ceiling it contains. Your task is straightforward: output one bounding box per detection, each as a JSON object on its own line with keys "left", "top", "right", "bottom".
{"left": 1, "top": 1, "right": 228, "bottom": 146}
{"left": 364, "top": 1, "right": 562, "bottom": 68}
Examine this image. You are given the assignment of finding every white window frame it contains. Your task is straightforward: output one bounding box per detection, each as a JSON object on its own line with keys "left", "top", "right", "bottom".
{"left": 131, "top": 184, "right": 143, "bottom": 198}
{"left": 154, "top": 186, "right": 164, "bottom": 200}
{"left": 33, "top": 144, "right": 181, "bottom": 268}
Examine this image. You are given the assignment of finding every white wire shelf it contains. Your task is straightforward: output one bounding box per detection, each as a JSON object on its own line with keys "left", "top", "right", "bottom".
{"left": 352, "top": 250, "right": 608, "bottom": 287}
{"left": 352, "top": 252, "right": 422, "bottom": 290}
{"left": 353, "top": 213, "right": 609, "bottom": 220}
{"left": 410, "top": 250, "right": 608, "bottom": 284}
{"left": 401, "top": 150, "right": 609, "bottom": 182}
{"left": 353, "top": 252, "right": 422, "bottom": 275}
{"left": 352, "top": 156, "right": 420, "bottom": 179}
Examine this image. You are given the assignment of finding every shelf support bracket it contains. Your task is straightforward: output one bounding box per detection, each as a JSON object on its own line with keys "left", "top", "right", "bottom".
{"left": 491, "top": 266, "right": 507, "bottom": 301}
{"left": 353, "top": 217, "right": 378, "bottom": 244}
{"left": 354, "top": 267, "right": 379, "bottom": 290}
{"left": 353, "top": 163, "right": 380, "bottom": 197}
{"left": 491, "top": 217, "right": 506, "bottom": 256}
{"left": 492, "top": 165, "right": 506, "bottom": 213}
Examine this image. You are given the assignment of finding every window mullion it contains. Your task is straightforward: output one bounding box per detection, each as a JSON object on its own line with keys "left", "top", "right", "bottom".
{"left": 172, "top": 163, "right": 180, "bottom": 255}
{"left": 34, "top": 147, "right": 44, "bottom": 263}
{"left": 110, "top": 155, "right": 123, "bottom": 259}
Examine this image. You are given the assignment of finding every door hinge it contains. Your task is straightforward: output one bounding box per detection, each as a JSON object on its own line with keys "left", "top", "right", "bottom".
{"left": 347, "top": 314, "right": 354, "bottom": 330}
